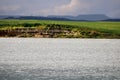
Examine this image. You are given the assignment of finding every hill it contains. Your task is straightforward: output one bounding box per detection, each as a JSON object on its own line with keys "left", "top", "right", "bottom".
{"left": 1, "top": 14, "right": 120, "bottom": 21}
{"left": 48, "top": 14, "right": 109, "bottom": 21}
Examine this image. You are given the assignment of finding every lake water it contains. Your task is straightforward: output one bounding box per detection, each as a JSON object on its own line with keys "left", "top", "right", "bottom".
{"left": 0, "top": 38, "right": 120, "bottom": 80}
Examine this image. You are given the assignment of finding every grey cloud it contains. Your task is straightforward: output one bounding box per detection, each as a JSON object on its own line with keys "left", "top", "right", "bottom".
{"left": 0, "top": 0, "right": 120, "bottom": 18}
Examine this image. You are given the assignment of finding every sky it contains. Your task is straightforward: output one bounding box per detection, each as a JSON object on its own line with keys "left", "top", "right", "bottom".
{"left": 0, "top": 0, "right": 120, "bottom": 18}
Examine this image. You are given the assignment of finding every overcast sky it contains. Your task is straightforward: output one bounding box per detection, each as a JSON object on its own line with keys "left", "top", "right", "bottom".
{"left": 0, "top": 0, "right": 120, "bottom": 18}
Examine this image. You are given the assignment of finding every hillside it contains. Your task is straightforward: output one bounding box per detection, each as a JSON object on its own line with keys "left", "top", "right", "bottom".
{"left": 0, "top": 14, "right": 117, "bottom": 21}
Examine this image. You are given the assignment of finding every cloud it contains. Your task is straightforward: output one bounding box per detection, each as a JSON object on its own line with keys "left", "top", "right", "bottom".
{"left": 84, "top": 0, "right": 120, "bottom": 18}
{"left": 37, "top": 0, "right": 88, "bottom": 16}
{"left": 54, "top": 0, "right": 79, "bottom": 13}
{"left": 37, "top": 0, "right": 120, "bottom": 17}
{"left": 0, "top": 5, "right": 20, "bottom": 11}
{"left": 0, "top": 0, "right": 120, "bottom": 18}
{"left": 0, "top": 5, "right": 21, "bottom": 15}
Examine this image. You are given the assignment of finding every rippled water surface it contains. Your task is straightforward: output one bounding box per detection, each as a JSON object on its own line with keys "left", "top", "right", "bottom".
{"left": 0, "top": 38, "right": 120, "bottom": 80}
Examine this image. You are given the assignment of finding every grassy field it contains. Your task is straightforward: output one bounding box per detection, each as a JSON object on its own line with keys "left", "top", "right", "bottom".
{"left": 0, "top": 19, "right": 120, "bottom": 38}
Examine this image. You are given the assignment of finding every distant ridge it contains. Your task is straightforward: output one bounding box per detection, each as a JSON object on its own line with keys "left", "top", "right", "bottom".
{"left": 102, "top": 19, "right": 120, "bottom": 22}
{"left": 0, "top": 14, "right": 120, "bottom": 21}
{"left": 76, "top": 14, "right": 109, "bottom": 21}
{"left": 48, "top": 14, "right": 109, "bottom": 21}
{"left": 5, "top": 16, "right": 71, "bottom": 21}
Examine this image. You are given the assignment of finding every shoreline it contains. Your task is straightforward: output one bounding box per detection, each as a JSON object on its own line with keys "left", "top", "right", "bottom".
{"left": 0, "top": 37, "right": 120, "bottom": 40}
{"left": 0, "top": 20, "right": 120, "bottom": 39}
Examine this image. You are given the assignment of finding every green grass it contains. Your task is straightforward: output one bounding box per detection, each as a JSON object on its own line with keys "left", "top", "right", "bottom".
{"left": 44, "top": 21, "right": 120, "bottom": 34}
{"left": 0, "top": 19, "right": 120, "bottom": 35}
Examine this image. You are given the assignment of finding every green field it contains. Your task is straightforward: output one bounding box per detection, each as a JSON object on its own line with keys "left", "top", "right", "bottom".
{"left": 0, "top": 19, "right": 120, "bottom": 38}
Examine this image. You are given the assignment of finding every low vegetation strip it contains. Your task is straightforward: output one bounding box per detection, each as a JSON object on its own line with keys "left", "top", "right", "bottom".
{"left": 0, "top": 20, "right": 120, "bottom": 38}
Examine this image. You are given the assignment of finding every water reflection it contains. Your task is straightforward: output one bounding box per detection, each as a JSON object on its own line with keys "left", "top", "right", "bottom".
{"left": 0, "top": 38, "right": 120, "bottom": 80}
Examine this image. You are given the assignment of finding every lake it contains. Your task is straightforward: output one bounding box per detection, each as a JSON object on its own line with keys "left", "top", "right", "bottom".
{"left": 0, "top": 38, "right": 120, "bottom": 80}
